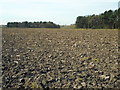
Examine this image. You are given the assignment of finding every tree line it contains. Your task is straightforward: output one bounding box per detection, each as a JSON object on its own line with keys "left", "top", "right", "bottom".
{"left": 76, "top": 8, "right": 120, "bottom": 29}
{"left": 7, "top": 21, "right": 60, "bottom": 28}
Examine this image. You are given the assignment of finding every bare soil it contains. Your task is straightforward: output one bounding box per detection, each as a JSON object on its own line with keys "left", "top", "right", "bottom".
{"left": 2, "top": 28, "right": 119, "bottom": 89}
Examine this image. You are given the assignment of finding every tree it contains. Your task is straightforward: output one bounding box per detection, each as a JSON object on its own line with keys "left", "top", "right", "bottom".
{"left": 7, "top": 21, "right": 60, "bottom": 28}
{"left": 75, "top": 8, "right": 119, "bottom": 29}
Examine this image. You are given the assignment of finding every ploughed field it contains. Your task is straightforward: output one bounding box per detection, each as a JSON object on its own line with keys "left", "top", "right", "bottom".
{"left": 2, "top": 28, "right": 119, "bottom": 89}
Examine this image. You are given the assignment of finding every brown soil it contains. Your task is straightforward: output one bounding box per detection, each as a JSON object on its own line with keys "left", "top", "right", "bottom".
{"left": 2, "top": 28, "right": 119, "bottom": 89}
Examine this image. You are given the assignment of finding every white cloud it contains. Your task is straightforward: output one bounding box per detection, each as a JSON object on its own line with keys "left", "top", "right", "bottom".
{"left": 0, "top": 0, "right": 119, "bottom": 25}
{"left": 1, "top": 0, "right": 119, "bottom": 2}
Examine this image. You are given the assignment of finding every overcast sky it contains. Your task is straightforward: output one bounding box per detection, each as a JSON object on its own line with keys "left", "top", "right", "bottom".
{"left": 0, "top": 0, "right": 119, "bottom": 25}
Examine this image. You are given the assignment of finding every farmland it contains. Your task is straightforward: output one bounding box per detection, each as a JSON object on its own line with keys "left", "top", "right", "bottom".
{"left": 2, "top": 28, "right": 119, "bottom": 89}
